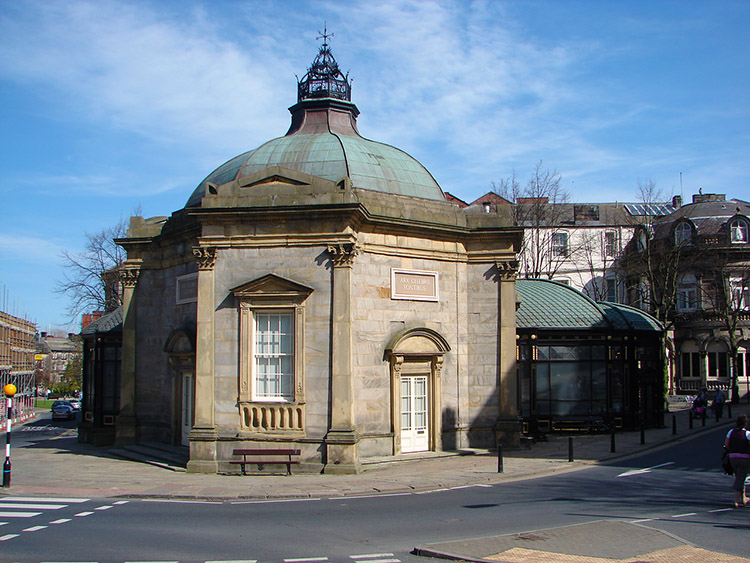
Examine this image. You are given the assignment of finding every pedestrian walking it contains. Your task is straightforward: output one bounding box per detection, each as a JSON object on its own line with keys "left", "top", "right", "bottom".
{"left": 724, "top": 414, "right": 750, "bottom": 508}
{"left": 712, "top": 389, "right": 725, "bottom": 421}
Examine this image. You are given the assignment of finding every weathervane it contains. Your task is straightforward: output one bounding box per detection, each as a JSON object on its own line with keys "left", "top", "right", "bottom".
{"left": 317, "top": 23, "right": 333, "bottom": 48}
{"left": 296, "top": 24, "right": 351, "bottom": 103}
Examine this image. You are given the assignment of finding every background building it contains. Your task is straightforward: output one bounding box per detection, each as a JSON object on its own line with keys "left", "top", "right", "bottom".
{"left": 623, "top": 193, "right": 750, "bottom": 401}
{"left": 0, "top": 309, "right": 35, "bottom": 419}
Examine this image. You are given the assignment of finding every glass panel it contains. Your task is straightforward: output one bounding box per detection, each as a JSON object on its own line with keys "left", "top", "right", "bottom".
{"left": 591, "top": 362, "right": 607, "bottom": 401}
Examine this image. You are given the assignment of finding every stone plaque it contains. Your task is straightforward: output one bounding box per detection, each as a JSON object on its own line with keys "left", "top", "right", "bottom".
{"left": 391, "top": 268, "right": 439, "bottom": 302}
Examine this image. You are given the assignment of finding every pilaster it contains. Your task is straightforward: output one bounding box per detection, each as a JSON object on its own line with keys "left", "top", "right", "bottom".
{"left": 116, "top": 266, "right": 140, "bottom": 444}
{"left": 187, "top": 245, "right": 219, "bottom": 473}
{"left": 494, "top": 259, "right": 522, "bottom": 447}
{"left": 324, "top": 242, "right": 361, "bottom": 474}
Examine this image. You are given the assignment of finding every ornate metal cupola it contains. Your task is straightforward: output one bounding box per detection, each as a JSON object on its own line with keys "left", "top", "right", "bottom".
{"left": 296, "top": 27, "right": 351, "bottom": 102}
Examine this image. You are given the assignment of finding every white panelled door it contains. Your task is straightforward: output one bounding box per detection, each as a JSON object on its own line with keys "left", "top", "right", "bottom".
{"left": 400, "top": 375, "right": 429, "bottom": 453}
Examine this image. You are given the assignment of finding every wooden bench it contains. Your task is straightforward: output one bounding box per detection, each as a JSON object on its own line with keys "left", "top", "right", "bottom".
{"left": 230, "top": 448, "right": 301, "bottom": 475}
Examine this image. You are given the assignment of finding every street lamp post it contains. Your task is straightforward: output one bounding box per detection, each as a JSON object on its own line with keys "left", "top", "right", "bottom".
{"left": 2, "top": 383, "right": 16, "bottom": 487}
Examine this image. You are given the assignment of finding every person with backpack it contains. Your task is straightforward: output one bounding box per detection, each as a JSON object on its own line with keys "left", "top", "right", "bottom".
{"left": 725, "top": 414, "right": 750, "bottom": 508}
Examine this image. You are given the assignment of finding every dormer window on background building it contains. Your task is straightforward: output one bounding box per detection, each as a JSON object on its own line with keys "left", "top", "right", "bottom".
{"left": 674, "top": 222, "right": 692, "bottom": 246}
{"left": 730, "top": 218, "right": 748, "bottom": 243}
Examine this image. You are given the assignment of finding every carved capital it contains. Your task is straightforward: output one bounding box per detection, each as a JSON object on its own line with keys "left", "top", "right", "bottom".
{"left": 392, "top": 356, "right": 404, "bottom": 379}
{"left": 494, "top": 259, "right": 519, "bottom": 281}
{"left": 432, "top": 356, "right": 444, "bottom": 380}
{"left": 119, "top": 267, "right": 140, "bottom": 288}
{"left": 327, "top": 242, "right": 360, "bottom": 267}
{"left": 193, "top": 246, "right": 217, "bottom": 270}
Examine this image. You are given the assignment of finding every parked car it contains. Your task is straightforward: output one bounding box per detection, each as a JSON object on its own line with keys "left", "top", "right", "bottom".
{"left": 51, "top": 401, "right": 75, "bottom": 421}
{"left": 67, "top": 399, "right": 81, "bottom": 411}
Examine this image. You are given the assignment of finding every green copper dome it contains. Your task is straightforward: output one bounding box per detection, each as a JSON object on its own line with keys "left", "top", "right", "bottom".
{"left": 186, "top": 41, "right": 444, "bottom": 208}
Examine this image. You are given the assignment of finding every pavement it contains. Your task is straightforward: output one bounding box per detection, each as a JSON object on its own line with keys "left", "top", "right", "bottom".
{"left": 2, "top": 402, "right": 749, "bottom": 563}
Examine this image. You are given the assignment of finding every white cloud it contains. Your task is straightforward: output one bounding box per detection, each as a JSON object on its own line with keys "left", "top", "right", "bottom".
{"left": 0, "top": 233, "right": 64, "bottom": 261}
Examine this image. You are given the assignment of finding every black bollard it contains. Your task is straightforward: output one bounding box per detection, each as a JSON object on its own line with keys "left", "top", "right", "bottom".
{"left": 610, "top": 430, "right": 616, "bottom": 453}
{"left": 568, "top": 437, "right": 574, "bottom": 462}
{"left": 672, "top": 415, "right": 677, "bottom": 435}
{"left": 497, "top": 441, "right": 503, "bottom": 473}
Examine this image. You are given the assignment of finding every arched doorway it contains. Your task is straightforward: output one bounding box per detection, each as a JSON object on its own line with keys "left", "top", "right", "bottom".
{"left": 385, "top": 328, "right": 450, "bottom": 454}
{"left": 164, "top": 329, "right": 195, "bottom": 446}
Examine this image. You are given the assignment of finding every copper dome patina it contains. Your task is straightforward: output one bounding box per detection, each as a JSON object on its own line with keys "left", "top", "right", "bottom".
{"left": 186, "top": 37, "right": 444, "bottom": 208}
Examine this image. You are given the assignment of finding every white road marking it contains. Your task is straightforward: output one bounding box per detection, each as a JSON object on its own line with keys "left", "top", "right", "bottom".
{"left": 0, "top": 502, "right": 65, "bottom": 510}
{"left": 617, "top": 462, "right": 674, "bottom": 477}
{"left": 415, "top": 488, "right": 450, "bottom": 494}
{"left": 284, "top": 557, "right": 329, "bottom": 562}
{"left": 141, "top": 499, "right": 222, "bottom": 505}
{"left": 95, "top": 505, "right": 113, "bottom": 510}
{"left": 709, "top": 508, "right": 733, "bottom": 513}
{"left": 206, "top": 560, "right": 257, "bottom": 563}
{"left": 74, "top": 511, "right": 94, "bottom": 517}
{"left": 233, "top": 498, "right": 322, "bottom": 505}
{"left": 350, "top": 556, "right": 399, "bottom": 563}
{"left": 0, "top": 511, "right": 42, "bottom": 518}
{"left": 49, "top": 518, "right": 71, "bottom": 524}
{"left": 0, "top": 534, "right": 19, "bottom": 541}
{"left": 23, "top": 525, "right": 48, "bottom": 532}
{"left": 113, "top": 500, "right": 129, "bottom": 505}
{"left": 336, "top": 493, "right": 411, "bottom": 500}
{"left": 672, "top": 512, "right": 697, "bottom": 518}
{"left": 6, "top": 496, "right": 89, "bottom": 503}
{"left": 630, "top": 518, "right": 653, "bottom": 523}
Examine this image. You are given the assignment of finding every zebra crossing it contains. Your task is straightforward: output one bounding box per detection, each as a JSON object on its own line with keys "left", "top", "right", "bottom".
{"left": 0, "top": 496, "right": 128, "bottom": 542}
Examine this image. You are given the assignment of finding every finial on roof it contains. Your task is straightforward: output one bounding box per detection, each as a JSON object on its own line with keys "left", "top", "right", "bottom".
{"left": 296, "top": 26, "right": 352, "bottom": 102}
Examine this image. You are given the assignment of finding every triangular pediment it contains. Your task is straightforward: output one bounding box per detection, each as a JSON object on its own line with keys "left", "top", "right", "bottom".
{"left": 237, "top": 166, "right": 315, "bottom": 189}
{"left": 231, "top": 274, "right": 314, "bottom": 304}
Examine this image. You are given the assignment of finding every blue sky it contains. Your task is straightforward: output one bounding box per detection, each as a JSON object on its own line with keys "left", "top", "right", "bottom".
{"left": 1, "top": 0, "right": 748, "bottom": 332}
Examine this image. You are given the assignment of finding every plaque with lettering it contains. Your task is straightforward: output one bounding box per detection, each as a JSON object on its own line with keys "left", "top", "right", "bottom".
{"left": 391, "top": 269, "right": 439, "bottom": 302}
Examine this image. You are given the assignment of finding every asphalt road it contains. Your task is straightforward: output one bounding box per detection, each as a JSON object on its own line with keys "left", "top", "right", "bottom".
{"left": 0, "top": 420, "right": 747, "bottom": 563}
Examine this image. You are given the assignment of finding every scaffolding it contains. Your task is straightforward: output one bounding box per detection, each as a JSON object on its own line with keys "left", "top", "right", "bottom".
{"left": 0, "top": 309, "right": 36, "bottom": 423}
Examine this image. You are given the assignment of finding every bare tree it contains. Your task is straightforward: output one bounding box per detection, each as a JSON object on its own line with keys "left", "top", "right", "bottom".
{"left": 55, "top": 217, "right": 128, "bottom": 321}
{"left": 493, "top": 161, "right": 572, "bottom": 279}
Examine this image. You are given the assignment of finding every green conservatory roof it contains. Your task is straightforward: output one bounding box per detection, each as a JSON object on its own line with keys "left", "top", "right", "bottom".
{"left": 515, "top": 279, "right": 663, "bottom": 332}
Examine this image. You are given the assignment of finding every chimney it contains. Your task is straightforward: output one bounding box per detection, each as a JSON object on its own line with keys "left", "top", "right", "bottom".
{"left": 672, "top": 195, "right": 682, "bottom": 208}
{"left": 692, "top": 193, "right": 725, "bottom": 204}
{"left": 41, "top": 331, "right": 48, "bottom": 338}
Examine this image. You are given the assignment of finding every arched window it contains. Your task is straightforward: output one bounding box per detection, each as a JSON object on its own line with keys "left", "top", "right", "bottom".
{"left": 674, "top": 222, "right": 692, "bottom": 246}
{"left": 730, "top": 218, "right": 748, "bottom": 244}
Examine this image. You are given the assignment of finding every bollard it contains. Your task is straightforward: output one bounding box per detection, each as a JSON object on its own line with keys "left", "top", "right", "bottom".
{"left": 640, "top": 424, "right": 645, "bottom": 445}
{"left": 610, "top": 430, "right": 616, "bottom": 453}
{"left": 497, "top": 441, "right": 503, "bottom": 473}
{"left": 2, "top": 384, "right": 16, "bottom": 488}
{"left": 672, "top": 414, "right": 677, "bottom": 435}
{"left": 568, "top": 437, "right": 574, "bottom": 462}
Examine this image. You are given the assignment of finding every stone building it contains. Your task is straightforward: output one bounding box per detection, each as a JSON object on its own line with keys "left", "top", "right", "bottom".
{"left": 623, "top": 193, "right": 750, "bottom": 401}
{"left": 95, "top": 40, "right": 523, "bottom": 473}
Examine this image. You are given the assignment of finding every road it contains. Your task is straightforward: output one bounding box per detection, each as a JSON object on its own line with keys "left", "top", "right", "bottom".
{"left": 0, "top": 416, "right": 747, "bottom": 562}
